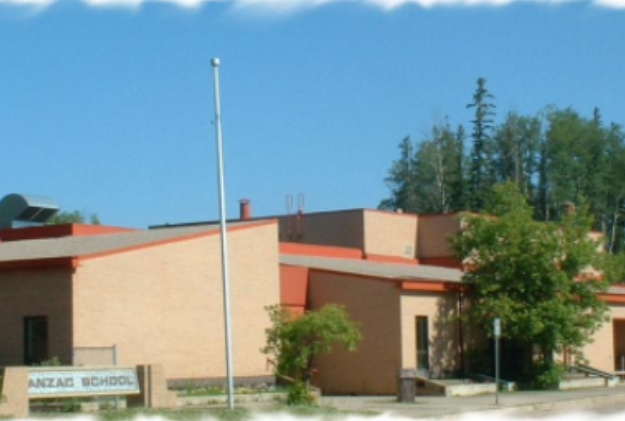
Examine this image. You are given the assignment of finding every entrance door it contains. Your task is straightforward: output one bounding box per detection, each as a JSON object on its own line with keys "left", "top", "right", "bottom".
{"left": 24, "top": 316, "right": 48, "bottom": 365}
{"left": 416, "top": 316, "right": 430, "bottom": 374}
{"left": 614, "top": 319, "right": 625, "bottom": 371}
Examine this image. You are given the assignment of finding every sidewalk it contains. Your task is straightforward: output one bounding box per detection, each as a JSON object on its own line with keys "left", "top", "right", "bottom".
{"left": 318, "top": 384, "right": 625, "bottom": 418}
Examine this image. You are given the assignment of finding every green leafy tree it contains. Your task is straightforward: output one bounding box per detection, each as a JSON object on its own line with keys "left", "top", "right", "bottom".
{"left": 452, "top": 182, "right": 617, "bottom": 386}
{"left": 493, "top": 111, "right": 542, "bottom": 199}
{"left": 47, "top": 210, "right": 101, "bottom": 225}
{"left": 412, "top": 121, "right": 465, "bottom": 213}
{"left": 262, "top": 304, "right": 361, "bottom": 405}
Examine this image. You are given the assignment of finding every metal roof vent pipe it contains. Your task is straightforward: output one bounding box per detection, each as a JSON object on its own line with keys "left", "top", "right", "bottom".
{"left": 239, "top": 199, "right": 251, "bottom": 220}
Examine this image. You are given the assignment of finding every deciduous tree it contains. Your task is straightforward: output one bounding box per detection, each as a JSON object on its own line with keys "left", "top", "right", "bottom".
{"left": 262, "top": 304, "right": 361, "bottom": 404}
{"left": 452, "top": 183, "right": 617, "bottom": 386}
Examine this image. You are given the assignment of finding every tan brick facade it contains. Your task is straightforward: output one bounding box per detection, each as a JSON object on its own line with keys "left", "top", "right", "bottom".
{"left": 0, "top": 269, "right": 73, "bottom": 366}
{"left": 0, "top": 367, "right": 29, "bottom": 418}
{"left": 307, "top": 272, "right": 402, "bottom": 395}
{"left": 363, "top": 210, "right": 418, "bottom": 259}
{"left": 417, "top": 214, "right": 461, "bottom": 259}
{"left": 276, "top": 210, "right": 365, "bottom": 249}
{"left": 72, "top": 223, "right": 279, "bottom": 381}
{"left": 582, "top": 303, "right": 625, "bottom": 372}
{"left": 400, "top": 292, "right": 460, "bottom": 375}
{"left": 0, "top": 223, "right": 280, "bottom": 384}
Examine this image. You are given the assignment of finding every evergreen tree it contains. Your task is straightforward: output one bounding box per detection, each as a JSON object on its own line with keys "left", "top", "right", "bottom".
{"left": 379, "top": 136, "right": 419, "bottom": 212}
{"left": 467, "top": 77, "right": 496, "bottom": 211}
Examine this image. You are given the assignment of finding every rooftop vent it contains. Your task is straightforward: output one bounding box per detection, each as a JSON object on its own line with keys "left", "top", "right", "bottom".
{"left": 0, "top": 194, "right": 60, "bottom": 229}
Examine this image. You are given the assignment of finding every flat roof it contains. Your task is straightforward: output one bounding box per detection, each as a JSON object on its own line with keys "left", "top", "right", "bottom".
{"left": 280, "top": 254, "right": 462, "bottom": 283}
{"left": 0, "top": 221, "right": 264, "bottom": 263}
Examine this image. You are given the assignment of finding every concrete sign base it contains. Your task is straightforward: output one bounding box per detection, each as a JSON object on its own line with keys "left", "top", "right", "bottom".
{"left": 0, "top": 364, "right": 175, "bottom": 417}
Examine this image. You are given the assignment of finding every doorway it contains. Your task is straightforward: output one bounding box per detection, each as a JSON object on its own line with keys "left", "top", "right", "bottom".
{"left": 613, "top": 319, "right": 625, "bottom": 371}
{"left": 416, "top": 316, "right": 430, "bottom": 374}
{"left": 24, "top": 316, "right": 48, "bottom": 365}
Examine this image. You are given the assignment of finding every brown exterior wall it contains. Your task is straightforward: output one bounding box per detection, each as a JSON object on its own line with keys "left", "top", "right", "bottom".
{"left": 307, "top": 272, "right": 401, "bottom": 395}
{"left": 276, "top": 210, "right": 365, "bottom": 249}
{"left": 71, "top": 223, "right": 280, "bottom": 382}
{"left": 400, "top": 291, "right": 460, "bottom": 376}
{"left": 417, "top": 214, "right": 461, "bottom": 259}
{"left": 582, "top": 304, "right": 625, "bottom": 372}
{"left": 0, "top": 268, "right": 73, "bottom": 366}
{"left": 363, "top": 210, "right": 418, "bottom": 259}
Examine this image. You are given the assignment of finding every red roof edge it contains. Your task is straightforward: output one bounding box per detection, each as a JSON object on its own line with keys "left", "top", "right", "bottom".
{"left": 280, "top": 242, "right": 363, "bottom": 260}
{"left": 0, "top": 224, "right": 137, "bottom": 242}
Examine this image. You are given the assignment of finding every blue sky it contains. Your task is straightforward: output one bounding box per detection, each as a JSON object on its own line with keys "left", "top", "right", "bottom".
{"left": 1, "top": 0, "right": 624, "bottom": 228}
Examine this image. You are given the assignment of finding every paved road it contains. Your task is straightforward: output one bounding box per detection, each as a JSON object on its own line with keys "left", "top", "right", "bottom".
{"left": 506, "top": 403, "right": 625, "bottom": 418}
{"left": 319, "top": 385, "right": 625, "bottom": 419}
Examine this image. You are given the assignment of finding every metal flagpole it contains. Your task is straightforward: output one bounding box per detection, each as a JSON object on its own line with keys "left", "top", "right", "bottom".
{"left": 211, "top": 57, "right": 235, "bottom": 410}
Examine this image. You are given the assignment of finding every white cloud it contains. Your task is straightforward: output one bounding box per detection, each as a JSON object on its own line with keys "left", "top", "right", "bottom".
{"left": 0, "top": 0, "right": 624, "bottom": 13}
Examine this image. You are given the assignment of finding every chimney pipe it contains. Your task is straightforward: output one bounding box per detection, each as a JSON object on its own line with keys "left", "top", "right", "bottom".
{"left": 239, "top": 199, "right": 251, "bottom": 220}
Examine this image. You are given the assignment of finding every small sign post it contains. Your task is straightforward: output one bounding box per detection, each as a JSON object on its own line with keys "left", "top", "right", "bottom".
{"left": 494, "top": 318, "right": 501, "bottom": 405}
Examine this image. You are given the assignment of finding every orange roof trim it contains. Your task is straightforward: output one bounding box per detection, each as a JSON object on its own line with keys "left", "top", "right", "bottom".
{"left": 78, "top": 219, "right": 278, "bottom": 263}
{"left": 280, "top": 242, "right": 362, "bottom": 260}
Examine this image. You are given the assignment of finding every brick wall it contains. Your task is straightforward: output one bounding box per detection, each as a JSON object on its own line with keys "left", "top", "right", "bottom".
{"left": 400, "top": 291, "right": 460, "bottom": 376}
{"left": 276, "top": 210, "right": 365, "bottom": 249}
{"left": 71, "top": 223, "right": 280, "bottom": 382}
{"left": 417, "top": 214, "right": 461, "bottom": 259}
{"left": 0, "top": 268, "right": 73, "bottom": 366}
{"left": 583, "top": 303, "right": 625, "bottom": 372}
{"left": 0, "top": 367, "right": 29, "bottom": 417}
{"left": 363, "top": 210, "right": 418, "bottom": 259}
{"left": 307, "top": 272, "right": 401, "bottom": 395}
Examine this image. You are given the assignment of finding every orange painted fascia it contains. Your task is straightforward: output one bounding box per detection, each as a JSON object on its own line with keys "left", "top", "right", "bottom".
{"left": 0, "top": 257, "right": 78, "bottom": 271}
{"left": 0, "top": 223, "right": 136, "bottom": 242}
{"left": 76, "top": 219, "right": 277, "bottom": 262}
{"left": 280, "top": 242, "right": 363, "bottom": 260}
{"left": 71, "top": 224, "right": 137, "bottom": 236}
{"left": 400, "top": 281, "right": 464, "bottom": 292}
{"left": 599, "top": 294, "right": 625, "bottom": 304}
{"left": 364, "top": 253, "right": 419, "bottom": 265}
{"left": 419, "top": 256, "right": 462, "bottom": 269}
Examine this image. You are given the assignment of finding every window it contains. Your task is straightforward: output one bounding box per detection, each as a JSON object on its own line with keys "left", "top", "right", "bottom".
{"left": 416, "top": 316, "right": 429, "bottom": 373}
{"left": 24, "top": 316, "right": 48, "bottom": 365}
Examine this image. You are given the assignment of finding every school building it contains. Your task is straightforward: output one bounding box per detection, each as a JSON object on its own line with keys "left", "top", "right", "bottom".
{"left": 1, "top": 194, "right": 625, "bottom": 394}
{"left": 0, "top": 203, "right": 280, "bottom": 385}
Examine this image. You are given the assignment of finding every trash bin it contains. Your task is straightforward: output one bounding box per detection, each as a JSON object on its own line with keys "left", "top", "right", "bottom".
{"left": 397, "top": 369, "right": 416, "bottom": 403}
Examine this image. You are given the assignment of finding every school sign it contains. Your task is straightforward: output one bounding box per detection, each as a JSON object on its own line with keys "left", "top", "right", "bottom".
{"left": 28, "top": 366, "right": 140, "bottom": 398}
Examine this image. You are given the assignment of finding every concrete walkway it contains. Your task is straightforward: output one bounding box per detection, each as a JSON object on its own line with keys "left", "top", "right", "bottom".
{"left": 318, "top": 384, "right": 625, "bottom": 418}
